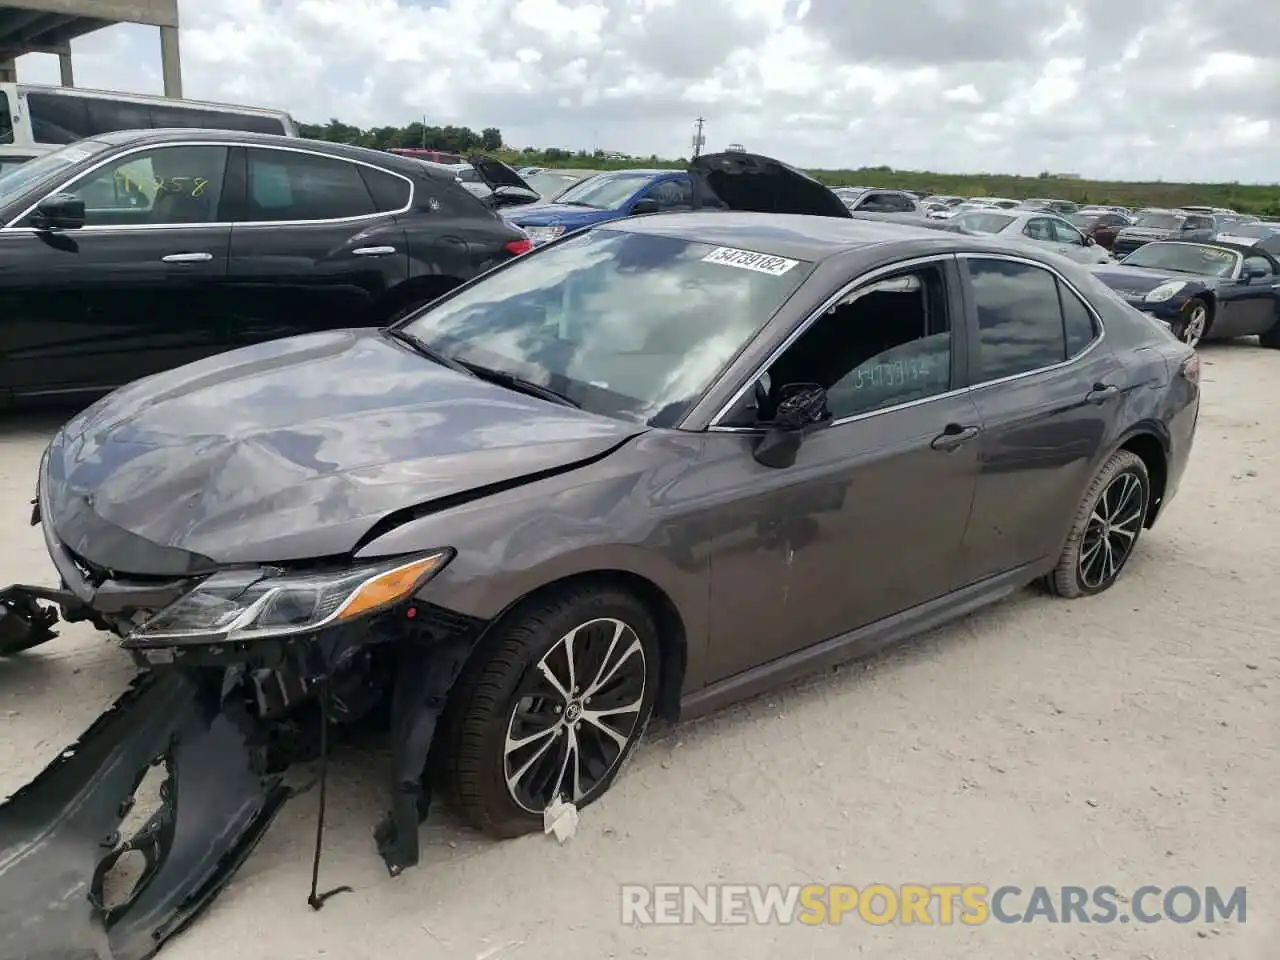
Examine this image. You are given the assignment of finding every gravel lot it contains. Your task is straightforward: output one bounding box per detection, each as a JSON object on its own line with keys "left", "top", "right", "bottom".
{"left": 1, "top": 341, "right": 1276, "bottom": 960}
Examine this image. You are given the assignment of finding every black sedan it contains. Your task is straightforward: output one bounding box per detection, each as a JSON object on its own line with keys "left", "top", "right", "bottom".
{"left": 0, "top": 213, "right": 1199, "bottom": 959}
{"left": 1090, "top": 240, "right": 1280, "bottom": 348}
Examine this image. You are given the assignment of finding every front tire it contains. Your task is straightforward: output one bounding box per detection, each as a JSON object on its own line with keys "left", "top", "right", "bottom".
{"left": 1048, "top": 450, "right": 1150, "bottom": 599}
{"left": 1170, "top": 298, "right": 1210, "bottom": 347}
{"left": 441, "top": 585, "right": 660, "bottom": 839}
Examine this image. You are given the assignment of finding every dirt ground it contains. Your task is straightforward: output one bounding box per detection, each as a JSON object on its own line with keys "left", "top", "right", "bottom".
{"left": 1, "top": 341, "right": 1276, "bottom": 960}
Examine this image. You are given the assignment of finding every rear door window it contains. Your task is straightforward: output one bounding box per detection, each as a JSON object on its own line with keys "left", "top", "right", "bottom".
{"left": 246, "top": 148, "right": 377, "bottom": 221}
{"left": 965, "top": 258, "right": 1068, "bottom": 382}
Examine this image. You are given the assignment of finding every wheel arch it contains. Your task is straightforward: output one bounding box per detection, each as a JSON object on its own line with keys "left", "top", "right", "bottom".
{"left": 461, "top": 568, "right": 689, "bottom": 723}
{"left": 1115, "top": 426, "right": 1169, "bottom": 528}
{"left": 1185, "top": 290, "right": 1216, "bottom": 332}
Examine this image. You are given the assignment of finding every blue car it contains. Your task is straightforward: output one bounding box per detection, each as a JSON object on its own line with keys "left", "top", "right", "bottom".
{"left": 504, "top": 168, "right": 696, "bottom": 246}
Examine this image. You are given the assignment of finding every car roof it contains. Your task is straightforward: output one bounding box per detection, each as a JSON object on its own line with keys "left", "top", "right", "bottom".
{"left": 603, "top": 210, "right": 967, "bottom": 261}
{"left": 88, "top": 128, "right": 453, "bottom": 180}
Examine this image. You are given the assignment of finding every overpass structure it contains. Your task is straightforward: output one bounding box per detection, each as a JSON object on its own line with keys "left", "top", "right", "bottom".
{"left": 0, "top": 0, "right": 181, "bottom": 96}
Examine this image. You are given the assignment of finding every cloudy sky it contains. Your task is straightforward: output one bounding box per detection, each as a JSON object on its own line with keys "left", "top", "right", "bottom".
{"left": 13, "top": 0, "right": 1279, "bottom": 183}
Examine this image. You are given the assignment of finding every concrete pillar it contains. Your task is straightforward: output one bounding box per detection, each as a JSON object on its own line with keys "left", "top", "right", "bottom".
{"left": 159, "top": 25, "right": 182, "bottom": 98}
{"left": 58, "top": 52, "right": 74, "bottom": 87}
{"left": 0, "top": 58, "right": 15, "bottom": 84}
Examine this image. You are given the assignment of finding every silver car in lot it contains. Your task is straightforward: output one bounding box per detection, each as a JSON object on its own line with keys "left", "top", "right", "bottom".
{"left": 948, "top": 209, "right": 1114, "bottom": 264}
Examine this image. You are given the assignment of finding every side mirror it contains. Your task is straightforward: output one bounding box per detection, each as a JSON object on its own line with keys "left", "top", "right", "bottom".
{"left": 30, "top": 193, "right": 86, "bottom": 231}
{"left": 630, "top": 197, "right": 660, "bottom": 216}
{"left": 752, "top": 383, "right": 829, "bottom": 469}
{"left": 1085, "top": 235, "right": 1096, "bottom": 246}
{"left": 1243, "top": 265, "right": 1267, "bottom": 282}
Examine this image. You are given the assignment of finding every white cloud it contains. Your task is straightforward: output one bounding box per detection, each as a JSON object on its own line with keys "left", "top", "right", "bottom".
{"left": 10, "top": 0, "right": 1280, "bottom": 182}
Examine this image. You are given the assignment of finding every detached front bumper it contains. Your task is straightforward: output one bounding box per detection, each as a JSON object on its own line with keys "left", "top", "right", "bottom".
{"left": 0, "top": 670, "right": 291, "bottom": 960}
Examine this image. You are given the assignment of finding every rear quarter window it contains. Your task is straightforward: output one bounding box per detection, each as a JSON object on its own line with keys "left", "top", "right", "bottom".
{"left": 359, "top": 165, "right": 412, "bottom": 212}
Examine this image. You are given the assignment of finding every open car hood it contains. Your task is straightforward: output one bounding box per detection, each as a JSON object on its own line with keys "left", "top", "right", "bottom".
{"left": 467, "top": 155, "right": 535, "bottom": 192}
{"left": 44, "top": 329, "right": 641, "bottom": 572}
{"left": 688, "top": 152, "right": 852, "bottom": 219}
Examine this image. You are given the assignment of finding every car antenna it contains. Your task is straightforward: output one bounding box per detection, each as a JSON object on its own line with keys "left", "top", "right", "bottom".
{"left": 306, "top": 673, "right": 354, "bottom": 910}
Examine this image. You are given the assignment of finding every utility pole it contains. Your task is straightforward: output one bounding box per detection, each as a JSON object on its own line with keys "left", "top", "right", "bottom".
{"left": 692, "top": 117, "right": 706, "bottom": 158}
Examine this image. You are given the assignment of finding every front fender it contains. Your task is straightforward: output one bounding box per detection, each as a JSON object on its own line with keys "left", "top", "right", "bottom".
{"left": 353, "top": 431, "right": 713, "bottom": 688}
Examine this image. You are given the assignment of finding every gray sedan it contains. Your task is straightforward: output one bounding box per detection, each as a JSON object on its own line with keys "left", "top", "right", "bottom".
{"left": 950, "top": 209, "right": 1115, "bottom": 264}
{"left": 1, "top": 210, "right": 1200, "bottom": 958}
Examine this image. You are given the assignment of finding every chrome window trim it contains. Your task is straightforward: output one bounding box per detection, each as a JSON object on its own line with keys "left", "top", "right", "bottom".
{"left": 1, "top": 140, "right": 415, "bottom": 231}
{"left": 705, "top": 249, "right": 1109, "bottom": 433}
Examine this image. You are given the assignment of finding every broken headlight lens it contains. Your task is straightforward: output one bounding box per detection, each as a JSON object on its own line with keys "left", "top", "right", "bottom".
{"left": 125, "top": 551, "right": 453, "bottom": 645}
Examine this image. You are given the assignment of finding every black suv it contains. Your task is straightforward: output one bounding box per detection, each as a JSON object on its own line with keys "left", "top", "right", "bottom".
{"left": 0, "top": 129, "right": 532, "bottom": 402}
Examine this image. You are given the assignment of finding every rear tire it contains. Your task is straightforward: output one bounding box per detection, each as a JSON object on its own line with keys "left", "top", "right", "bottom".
{"left": 441, "top": 585, "right": 660, "bottom": 839}
{"left": 1169, "top": 297, "right": 1210, "bottom": 348}
{"left": 1047, "top": 450, "right": 1150, "bottom": 599}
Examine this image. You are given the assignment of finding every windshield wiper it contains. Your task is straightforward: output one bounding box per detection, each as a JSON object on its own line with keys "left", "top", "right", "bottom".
{"left": 384, "top": 328, "right": 471, "bottom": 374}
{"left": 557, "top": 200, "right": 599, "bottom": 208}
{"left": 458, "top": 361, "right": 581, "bottom": 408}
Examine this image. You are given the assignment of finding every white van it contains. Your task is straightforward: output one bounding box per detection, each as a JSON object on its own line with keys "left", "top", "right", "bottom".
{"left": 0, "top": 82, "right": 298, "bottom": 166}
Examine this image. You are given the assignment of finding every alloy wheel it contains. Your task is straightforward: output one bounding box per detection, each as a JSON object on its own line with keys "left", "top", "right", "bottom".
{"left": 503, "top": 617, "right": 647, "bottom": 813}
{"left": 1179, "top": 303, "right": 1207, "bottom": 348}
{"left": 1079, "top": 471, "right": 1146, "bottom": 590}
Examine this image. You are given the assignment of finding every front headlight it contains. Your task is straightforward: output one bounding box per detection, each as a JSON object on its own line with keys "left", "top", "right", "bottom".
{"left": 126, "top": 551, "right": 453, "bottom": 645}
{"left": 525, "top": 224, "right": 566, "bottom": 245}
{"left": 1144, "top": 280, "right": 1187, "bottom": 303}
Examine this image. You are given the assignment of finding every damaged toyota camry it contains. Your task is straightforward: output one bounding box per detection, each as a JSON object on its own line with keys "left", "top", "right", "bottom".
{"left": 0, "top": 175, "right": 1199, "bottom": 958}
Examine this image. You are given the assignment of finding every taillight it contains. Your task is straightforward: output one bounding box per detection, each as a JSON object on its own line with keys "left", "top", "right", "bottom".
{"left": 505, "top": 238, "right": 533, "bottom": 255}
{"left": 1180, "top": 352, "right": 1200, "bottom": 385}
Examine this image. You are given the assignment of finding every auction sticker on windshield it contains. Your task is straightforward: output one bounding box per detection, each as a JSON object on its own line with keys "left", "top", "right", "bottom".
{"left": 702, "top": 246, "right": 800, "bottom": 276}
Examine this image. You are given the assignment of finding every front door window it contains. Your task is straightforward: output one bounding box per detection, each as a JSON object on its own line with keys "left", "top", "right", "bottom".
{"left": 28, "top": 144, "right": 230, "bottom": 226}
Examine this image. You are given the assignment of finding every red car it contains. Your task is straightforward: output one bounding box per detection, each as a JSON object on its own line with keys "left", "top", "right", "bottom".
{"left": 1070, "top": 211, "right": 1132, "bottom": 250}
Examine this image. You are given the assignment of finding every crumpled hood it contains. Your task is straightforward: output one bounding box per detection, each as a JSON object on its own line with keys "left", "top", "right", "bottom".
{"left": 1089, "top": 264, "right": 1193, "bottom": 296}
{"left": 504, "top": 203, "right": 616, "bottom": 228}
{"left": 45, "top": 329, "right": 641, "bottom": 570}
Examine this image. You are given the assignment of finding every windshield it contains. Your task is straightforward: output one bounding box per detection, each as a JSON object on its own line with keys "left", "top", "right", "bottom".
{"left": 0, "top": 139, "right": 111, "bottom": 209}
{"left": 1121, "top": 242, "right": 1240, "bottom": 278}
{"left": 1132, "top": 213, "right": 1183, "bottom": 230}
{"left": 0, "top": 156, "right": 32, "bottom": 176}
{"left": 552, "top": 172, "right": 664, "bottom": 209}
{"left": 400, "top": 229, "right": 814, "bottom": 426}
{"left": 954, "top": 212, "right": 1015, "bottom": 234}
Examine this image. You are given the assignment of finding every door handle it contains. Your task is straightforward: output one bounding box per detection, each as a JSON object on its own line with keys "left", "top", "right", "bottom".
{"left": 1086, "top": 383, "right": 1120, "bottom": 404}
{"left": 352, "top": 246, "right": 397, "bottom": 256}
{"left": 930, "top": 424, "right": 980, "bottom": 451}
{"left": 161, "top": 252, "right": 213, "bottom": 263}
